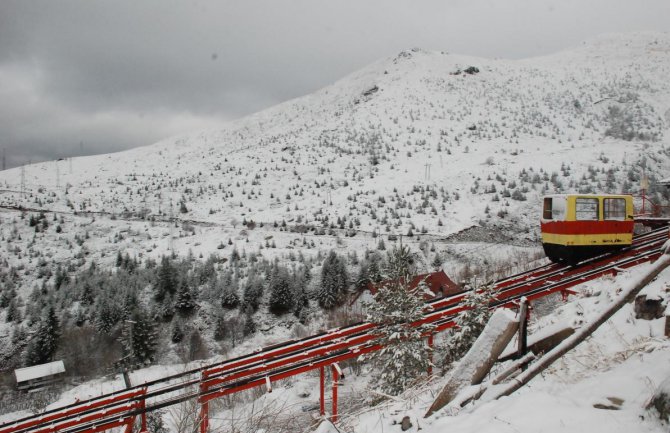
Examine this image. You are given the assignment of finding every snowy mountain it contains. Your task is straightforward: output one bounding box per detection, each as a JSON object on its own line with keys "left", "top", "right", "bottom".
{"left": 1, "top": 32, "right": 670, "bottom": 264}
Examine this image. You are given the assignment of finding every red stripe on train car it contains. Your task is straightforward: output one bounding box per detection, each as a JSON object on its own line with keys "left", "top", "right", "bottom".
{"left": 541, "top": 220, "right": 634, "bottom": 235}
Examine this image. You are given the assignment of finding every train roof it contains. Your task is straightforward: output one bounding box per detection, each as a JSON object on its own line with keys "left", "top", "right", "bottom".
{"left": 542, "top": 193, "right": 633, "bottom": 198}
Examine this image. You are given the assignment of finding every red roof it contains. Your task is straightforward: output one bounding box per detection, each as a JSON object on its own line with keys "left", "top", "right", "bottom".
{"left": 351, "top": 270, "right": 461, "bottom": 305}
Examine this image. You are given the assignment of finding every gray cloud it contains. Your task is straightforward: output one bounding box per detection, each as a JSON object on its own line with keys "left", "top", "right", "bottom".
{"left": 1, "top": 0, "right": 669, "bottom": 169}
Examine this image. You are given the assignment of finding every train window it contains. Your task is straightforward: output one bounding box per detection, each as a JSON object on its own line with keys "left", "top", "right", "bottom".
{"left": 543, "top": 198, "right": 552, "bottom": 219}
{"left": 575, "top": 198, "right": 599, "bottom": 220}
{"left": 604, "top": 198, "right": 626, "bottom": 220}
{"left": 543, "top": 196, "right": 566, "bottom": 220}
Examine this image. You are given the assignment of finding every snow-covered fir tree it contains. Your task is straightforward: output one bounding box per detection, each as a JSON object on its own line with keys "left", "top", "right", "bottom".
{"left": 268, "top": 263, "right": 294, "bottom": 314}
{"left": 441, "top": 283, "right": 498, "bottom": 369}
{"left": 174, "top": 279, "right": 197, "bottom": 315}
{"left": 317, "top": 251, "right": 349, "bottom": 309}
{"left": 242, "top": 275, "right": 264, "bottom": 312}
{"left": 119, "top": 307, "right": 158, "bottom": 368}
{"left": 363, "top": 245, "right": 434, "bottom": 395}
{"left": 26, "top": 305, "right": 60, "bottom": 366}
{"left": 155, "top": 256, "right": 177, "bottom": 302}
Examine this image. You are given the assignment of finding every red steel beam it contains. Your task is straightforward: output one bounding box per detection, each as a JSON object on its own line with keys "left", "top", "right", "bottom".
{"left": 0, "top": 389, "right": 146, "bottom": 433}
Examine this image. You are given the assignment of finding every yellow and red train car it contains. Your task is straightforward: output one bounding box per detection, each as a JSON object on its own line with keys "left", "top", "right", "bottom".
{"left": 540, "top": 194, "right": 634, "bottom": 264}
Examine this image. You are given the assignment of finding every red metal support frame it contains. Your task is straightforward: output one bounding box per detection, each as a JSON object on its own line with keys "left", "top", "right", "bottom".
{"left": 319, "top": 366, "right": 325, "bottom": 416}
{"left": 331, "top": 364, "right": 340, "bottom": 423}
{"left": 199, "top": 380, "right": 209, "bottom": 433}
{"left": 123, "top": 419, "right": 134, "bottom": 433}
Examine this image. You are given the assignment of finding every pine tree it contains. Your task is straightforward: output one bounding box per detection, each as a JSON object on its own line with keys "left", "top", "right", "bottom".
{"left": 146, "top": 410, "right": 169, "bottom": 433}
{"left": 94, "top": 296, "right": 120, "bottom": 334}
{"left": 5, "top": 298, "right": 20, "bottom": 323}
{"left": 268, "top": 264, "right": 294, "bottom": 315}
{"left": 120, "top": 308, "right": 157, "bottom": 368}
{"left": 363, "top": 245, "right": 434, "bottom": 395}
{"left": 243, "top": 276, "right": 264, "bottom": 312}
{"left": 155, "top": 256, "right": 177, "bottom": 302}
{"left": 243, "top": 312, "right": 256, "bottom": 336}
{"left": 188, "top": 329, "right": 208, "bottom": 361}
{"left": 174, "top": 279, "right": 197, "bottom": 315}
{"left": 431, "top": 252, "right": 443, "bottom": 270}
{"left": 79, "top": 281, "right": 94, "bottom": 306}
{"left": 317, "top": 251, "right": 349, "bottom": 309}
{"left": 213, "top": 315, "right": 226, "bottom": 341}
{"left": 171, "top": 321, "right": 184, "bottom": 343}
{"left": 26, "top": 306, "right": 60, "bottom": 366}
{"left": 221, "top": 274, "right": 240, "bottom": 309}
{"left": 441, "top": 284, "right": 498, "bottom": 369}
{"left": 221, "top": 288, "right": 240, "bottom": 309}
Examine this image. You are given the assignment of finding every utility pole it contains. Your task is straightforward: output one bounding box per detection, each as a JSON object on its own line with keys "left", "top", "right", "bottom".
{"left": 55, "top": 160, "right": 60, "bottom": 189}
{"left": 2, "top": 147, "right": 5, "bottom": 171}
{"left": 169, "top": 197, "right": 175, "bottom": 252}
{"left": 20, "top": 165, "right": 26, "bottom": 198}
{"left": 424, "top": 162, "right": 431, "bottom": 181}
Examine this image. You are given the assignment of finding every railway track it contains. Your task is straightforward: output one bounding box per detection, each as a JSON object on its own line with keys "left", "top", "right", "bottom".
{"left": 2, "top": 227, "right": 667, "bottom": 433}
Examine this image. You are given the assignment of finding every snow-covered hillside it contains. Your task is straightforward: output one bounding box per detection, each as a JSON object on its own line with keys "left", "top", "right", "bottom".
{"left": 1, "top": 32, "right": 669, "bottom": 256}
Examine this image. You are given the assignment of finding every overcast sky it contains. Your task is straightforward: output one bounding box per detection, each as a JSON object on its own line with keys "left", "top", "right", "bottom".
{"left": 1, "top": 0, "right": 669, "bottom": 169}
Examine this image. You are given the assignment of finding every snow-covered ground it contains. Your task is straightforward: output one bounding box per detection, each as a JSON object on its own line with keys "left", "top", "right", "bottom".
{"left": 330, "top": 263, "right": 670, "bottom": 433}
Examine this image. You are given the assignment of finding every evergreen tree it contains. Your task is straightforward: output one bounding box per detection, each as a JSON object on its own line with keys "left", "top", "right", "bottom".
{"left": 242, "top": 276, "right": 264, "bottom": 312}
{"left": 442, "top": 284, "right": 498, "bottom": 369}
{"left": 5, "top": 298, "right": 20, "bottom": 323}
{"left": 187, "top": 329, "right": 208, "bottom": 361}
{"left": 94, "top": 296, "right": 120, "bottom": 334}
{"left": 155, "top": 256, "right": 177, "bottom": 302}
{"left": 317, "top": 251, "right": 349, "bottom": 309}
{"left": 221, "top": 287, "right": 240, "bottom": 309}
{"left": 174, "top": 279, "right": 197, "bottom": 315}
{"left": 268, "top": 264, "right": 294, "bottom": 315}
{"left": 146, "top": 410, "right": 169, "bottom": 433}
{"left": 26, "top": 306, "right": 60, "bottom": 366}
{"left": 243, "top": 312, "right": 256, "bottom": 336}
{"left": 221, "top": 275, "right": 240, "bottom": 309}
{"left": 292, "top": 265, "right": 311, "bottom": 318}
{"left": 356, "top": 253, "right": 383, "bottom": 289}
{"left": 431, "top": 252, "right": 443, "bottom": 270}
{"left": 79, "top": 281, "right": 94, "bottom": 306}
{"left": 213, "top": 315, "right": 226, "bottom": 341}
{"left": 171, "top": 321, "right": 184, "bottom": 343}
{"left": 158, "top": 294, "right": 175, "bottom": 322}
{"left": 363, "top": 245, "right": 433, "bottom": 395}
{"left": 120, "top": 307, "right": 157, "bottom": 368}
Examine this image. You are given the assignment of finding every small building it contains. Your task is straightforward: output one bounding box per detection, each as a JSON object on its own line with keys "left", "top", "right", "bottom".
{"left": 14, "top": 360, "right": 66, "bottom": 391}
{"left": 350, "top": 270, "right": 461, "bottom": 309}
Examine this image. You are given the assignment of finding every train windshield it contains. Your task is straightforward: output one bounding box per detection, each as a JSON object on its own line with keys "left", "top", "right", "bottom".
{"left": 542, "top": 196, "right": 566, "bottom": 220}
{"left": 604, "top": 198, "right": 626, "bottom": 220}
{"left": 575, "top": 197, "right": 599, "bottom": 220}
